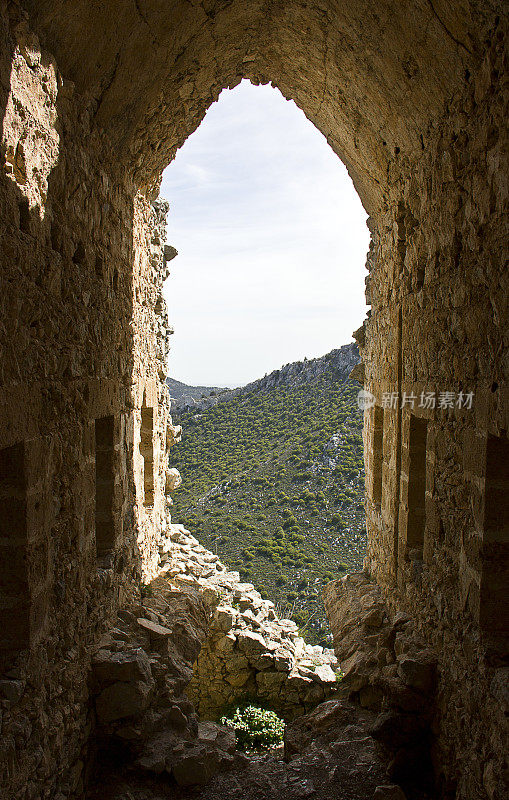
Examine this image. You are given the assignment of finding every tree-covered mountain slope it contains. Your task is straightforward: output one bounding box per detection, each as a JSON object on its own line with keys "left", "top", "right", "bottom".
{"left": 169, "top": 344, "right": 366, "bottom": 645}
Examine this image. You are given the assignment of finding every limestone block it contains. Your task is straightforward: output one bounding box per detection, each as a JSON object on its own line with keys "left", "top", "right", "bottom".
{"left": 250, "top": 651, "right": 276, "bottom": 671}
{"left": 274, "top": 651, "right": 295, "bottom": 672}
{"left": 172, "top": 751, "right": 220, "bottom": 786}
{"left": 373, "top": 787, "right": 407, "bottom": 800}
{"left": 137, "top": 618, "right": 173, "bottom": 639}
{"left": 341, "top": 651, "right": 377, "bottom": 692}
{"left": 396, "top": 656, "right": 436, "bottom": 693}
{"left": 361, "top": 606, "right": 385, "bottom": 628}
{"left": 170, "top": 724, "right": 235, "bottom": 786}
{"left": 95, "top": 680, "right": 153, "bottom": 723}
{"left": 166, "top": 423, "right": 182, "bottom": 447}
{"left": 226, "top": 670, "right": 251, "bottom": 688}
{"left": 216, "top": 633, "right": 237, "bottom": 654}
{"left": 286, "top": 672, "right": 313, "bottom": 691}
{"left": 313, "top": 664, "right": 337, "bottom": 684}
{"left": 197, "top": 722, "right": 235, "bottom": 750}
{"left": 241, "top": 610, "right": 261, "bottom": 628}
{"left": 378, "top": 677, "right": 427, "bottom": 714}
{"left": 165, "top": 467, "right": 182, "bottom": 493}
{"left": 173, "top": 574, "right": 203, "bottom": 588}
{"left": 237, "top": 630, "right": 268, "bottom": 657}
{"left": 222, "top": 652, "right": 249, "bottom": 671}
{"left": 158, "top": 705, "right": 189, "bottom": 730}
{"left": 297, "top": 666, "right": 318, "bottom": 682}
{"left": 256, "top": 671, "right": 286, "bottom": 694}
{"left": 303, "top": 684, "right": 325, "bottom": 705}
{"left": 92, "top": 648, "right": 152, "bottom": 686}
{"left": 233, "top": 583, "right": 255, "bottom": 598}
{"left": 214, "top": 606, "right": 236, "bottom": 632}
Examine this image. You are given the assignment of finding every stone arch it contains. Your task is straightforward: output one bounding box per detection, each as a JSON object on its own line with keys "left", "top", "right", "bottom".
{"left": 23, "top": 0, "right": 491, "bottom": 213}
{"left": 0, "top": 3, "right": 507, "bottom": 799}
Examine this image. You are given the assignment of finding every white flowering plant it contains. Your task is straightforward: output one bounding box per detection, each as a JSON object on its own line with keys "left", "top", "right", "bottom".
{"left": 220, "top": 703, "right": 285, "bottom": 751}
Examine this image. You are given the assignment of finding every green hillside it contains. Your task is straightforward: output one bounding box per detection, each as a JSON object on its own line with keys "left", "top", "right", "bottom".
{"left": 169, "top": 348, "right": 366, "bottom": 645}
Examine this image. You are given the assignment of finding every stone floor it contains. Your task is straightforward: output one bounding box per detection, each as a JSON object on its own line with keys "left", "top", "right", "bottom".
{"left": 86, "top": 697, "right": 433, "bottom": 800}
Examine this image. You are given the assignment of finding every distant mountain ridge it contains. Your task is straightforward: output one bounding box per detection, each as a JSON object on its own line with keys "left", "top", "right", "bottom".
{"left": 166, "top": 377, "right": 227, "bottom": 406}
{"left": 167, "top": 342, "right": 359, "bottom": 414}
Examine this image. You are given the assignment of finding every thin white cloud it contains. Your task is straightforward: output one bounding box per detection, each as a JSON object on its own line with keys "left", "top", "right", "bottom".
{"left": 182, "top": 163, "right": 213, "bottom": 185}
{"left": 161, "top": 80, "right": 369, "bottom": 387}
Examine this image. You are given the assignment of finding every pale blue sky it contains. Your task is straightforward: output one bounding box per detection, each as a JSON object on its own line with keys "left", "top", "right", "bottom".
{"left": 161, "top": 80, "right": 369, "bottom": 388}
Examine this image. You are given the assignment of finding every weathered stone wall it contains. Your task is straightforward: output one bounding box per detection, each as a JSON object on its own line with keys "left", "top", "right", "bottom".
{"left": 357, "top": 19, "right": 508, "bottom": 800}
{"left": 0, "top": 6, "right": 178, "bottom": 797}
{"left": 0, "top": 2, "right": 507, "bottom": 799}
{"left": 324, "top": 572, "right": 438, "bottom": 796}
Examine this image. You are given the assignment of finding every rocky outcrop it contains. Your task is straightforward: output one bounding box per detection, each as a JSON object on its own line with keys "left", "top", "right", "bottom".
{"left": 159, "top": 523, "right": 339, "bottom": 719}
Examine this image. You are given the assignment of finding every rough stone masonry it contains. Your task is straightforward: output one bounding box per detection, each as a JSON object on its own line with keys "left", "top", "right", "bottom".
{"left": 0, "top": 2, "right": 507, "bottom": 800}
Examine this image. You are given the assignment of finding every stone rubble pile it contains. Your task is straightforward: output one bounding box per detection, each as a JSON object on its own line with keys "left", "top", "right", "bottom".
{"left": 87, "top": 520, "right": 341, "bottom": 790}
{"left": 86, "top": 530, "right": 436, "bottom": 798}
{"left": 84, "top": 534, "right": 430, "bottom": 798}
{"left": 89, "top": 577, "right": 248, "bottom": 787}
{"left": 158, "top": 523, "right": 340, "bottom": 719}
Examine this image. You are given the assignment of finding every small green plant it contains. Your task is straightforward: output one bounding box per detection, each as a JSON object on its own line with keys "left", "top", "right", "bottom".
{"left": 335, "top": 669, "right": 345, "bottom": 683}
{"left": 220, "top": 704, "right": 285, "bottom": 751}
